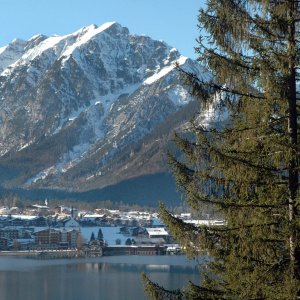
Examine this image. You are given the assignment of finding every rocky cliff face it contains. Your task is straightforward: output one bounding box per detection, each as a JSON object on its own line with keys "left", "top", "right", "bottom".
{"left": 0, "top": 22, "right": 209, "bottom": 193}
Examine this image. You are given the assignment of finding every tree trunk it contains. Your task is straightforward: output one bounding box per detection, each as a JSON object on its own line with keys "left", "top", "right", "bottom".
{"left": 287, "top": 0, "right": 299, "bottom": 281}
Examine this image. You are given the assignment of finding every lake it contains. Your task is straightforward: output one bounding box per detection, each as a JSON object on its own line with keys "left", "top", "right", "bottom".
{"left": 0, "top": 255, "right": 201, "bottom": 300}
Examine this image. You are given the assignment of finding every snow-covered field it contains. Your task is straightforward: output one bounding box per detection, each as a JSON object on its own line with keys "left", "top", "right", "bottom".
{"left": 80, "top": 226, "right": 129, "bottom": 245}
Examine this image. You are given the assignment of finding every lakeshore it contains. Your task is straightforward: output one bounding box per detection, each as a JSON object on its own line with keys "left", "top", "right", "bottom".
{"left": 0, "top": 205, "right": 222, "bottom": 257}
{"left": 0, "top": 249, "right": 79, "bottom": 258}
{"left": 0, "top": 243, "right": 182, "bottom": 259}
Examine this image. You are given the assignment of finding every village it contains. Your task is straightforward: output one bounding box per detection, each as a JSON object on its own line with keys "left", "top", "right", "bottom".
{"left": 0, "top": 203, "right": 224, "bottom": 257}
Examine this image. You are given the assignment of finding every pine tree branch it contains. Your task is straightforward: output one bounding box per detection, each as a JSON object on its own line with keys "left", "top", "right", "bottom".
{"left": 190, "top": 191, "right": 285, "bottom": 209}
{"left": 210, "top": 221, "right": 280, "bottom": 233}
{"left": 226, "top": 0, "right": 284, "bottom": 40}
{"left": 208, "top": 142, "right": 282, "bottom": 173}
{"left": 183, "top": 281, "right": 227, "bottom": 300}
{"left": 195, "top": 42, "right": 258, "bottom": 71}
{"left": 142, "top": 273, "right": 183, "bottom": 300}
{"left": 177, "top": 67, "right": 266, "bottom": 102}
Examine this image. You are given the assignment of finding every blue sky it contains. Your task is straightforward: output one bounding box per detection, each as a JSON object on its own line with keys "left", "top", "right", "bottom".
{"left": 0, "top": 0, "right": 205, "bottom": 59}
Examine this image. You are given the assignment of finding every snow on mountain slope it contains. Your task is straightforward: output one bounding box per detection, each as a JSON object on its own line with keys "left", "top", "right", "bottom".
{"left": 0, "top": 39, "right": 27, "bottom": 72}
{"left": 62, "top": 22, "right": 117, "bottom": 57}
{"left": 144, "top": 56, "right": 187, "bottom": 85}
{"left": 0, "top": 35, "right": 47, "bottom": 74}
{"left": 0, "top": 22, "right": 210, "bottom": 190}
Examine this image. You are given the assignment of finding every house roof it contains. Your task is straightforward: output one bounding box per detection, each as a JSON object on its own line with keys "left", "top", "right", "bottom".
{"left": 184, "top": 219, "right": 225, "bottom": 226}
{"left": 83, "top": 214, "right": 105, "bottom": 219}
{"left": 2, "top": 215, "right": 41, "bottom": 220}
{"left": 27, "top": 204, "right": 49, "bottom": 209}
{"left": 146, "top": 228, "right": 169, "bottom": 236}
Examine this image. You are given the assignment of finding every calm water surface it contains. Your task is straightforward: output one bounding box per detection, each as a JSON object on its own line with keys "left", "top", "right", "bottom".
{"left": 0, "top": 255, "right": 201, "bottom": 300}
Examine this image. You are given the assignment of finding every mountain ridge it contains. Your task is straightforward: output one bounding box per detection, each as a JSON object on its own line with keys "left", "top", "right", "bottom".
{"left": 0, "top": 22, "right": 210, "bottom": 205}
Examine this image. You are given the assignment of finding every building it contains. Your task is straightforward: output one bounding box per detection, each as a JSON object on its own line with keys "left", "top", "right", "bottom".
{"left": 0, "top": 228, "right": 19, "bottom": 240}
{"left": 0, "top": 215, "right": 48, "bottom": 227}
{"left": 0, "top": 237, "right": 8, "bottom": 250}
{"left": 103, "top": 245, "right": 166, "bottom": 256}
{"left": 33, "top": 228, "right": 61, "bottom": 248}
{"left": 33, "top": 228, "right": 79, "bottom": 249}
{"left": 55, "top": 206, "right": 78, "bottom": 217}
{"left": 26, "top": 204, "right": 50, "bottom": 214}
{"left": 146, "top": 228, "right": 169, "bottom": 239}
{"left": 63, "top": 217, "right": 80, "bottom": 229}
{"left": 80, "top": 214, "right": 106, "bottom": 226}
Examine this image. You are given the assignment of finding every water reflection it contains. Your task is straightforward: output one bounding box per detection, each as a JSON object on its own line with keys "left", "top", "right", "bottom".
{"left": 0, "top": 256, "right": 201, "bottom": 300}
{"left": 77, "top": 261, "right": 199, "bottom": 274}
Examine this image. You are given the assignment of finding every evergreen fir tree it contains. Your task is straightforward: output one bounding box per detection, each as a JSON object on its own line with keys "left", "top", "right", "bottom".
{"left": 97, "top": 228, "right": 104, "bottom": 241}
{"left": 143, "top": 1, "right": 300, "bottom": 299}
{"left": 90, "top": 232, "right": 95, "bottom": 242}
{"left": 125, "top": 238, "right": 132, "bottom": 246}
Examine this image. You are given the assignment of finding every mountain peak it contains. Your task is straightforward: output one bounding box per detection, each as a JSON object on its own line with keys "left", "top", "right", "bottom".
{"left": 97, "top": 21, "right": 118, "bottom": 31}
{"left": 74, "top": 22, "right": 126, "bottom": 38}
{"left": 0, "top": 22, "right": 207, "bottom": 193}
{"left": 11, "top": 38, "right": 27, "bottom": 45}
{"left": 62, "top": 22, "right": 126, "bottom": 58}
{"left": 28, "top": 34, "right": 47, "bottom": 42}
{"left": 0, "top": 38, "right": 29, "bottom": 73}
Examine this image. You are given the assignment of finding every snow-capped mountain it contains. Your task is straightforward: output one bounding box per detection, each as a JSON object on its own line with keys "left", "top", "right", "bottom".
{"left": 0, "top": 22, "right": 209, "bottom": 196}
